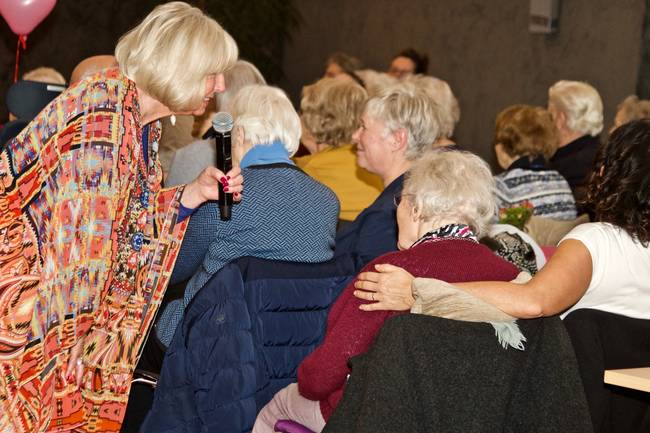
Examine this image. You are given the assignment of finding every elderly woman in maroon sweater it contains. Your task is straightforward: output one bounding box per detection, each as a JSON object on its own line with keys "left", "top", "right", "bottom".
{"left": 253, "top": 150, "right": 519, "bottom": 432}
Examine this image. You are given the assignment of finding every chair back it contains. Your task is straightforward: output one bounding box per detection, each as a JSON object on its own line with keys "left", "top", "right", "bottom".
{"left": 564, "top": 308, "right": 650, "bottom": 433}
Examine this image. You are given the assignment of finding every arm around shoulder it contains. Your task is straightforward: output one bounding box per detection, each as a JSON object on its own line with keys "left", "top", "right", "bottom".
{"left": 457, "top": 239, "right": 593, "bottom": 318}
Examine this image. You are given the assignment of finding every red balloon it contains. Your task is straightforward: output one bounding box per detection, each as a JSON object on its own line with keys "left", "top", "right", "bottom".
{"left": 0, "top": 0, "right": 57, "bottom": 36}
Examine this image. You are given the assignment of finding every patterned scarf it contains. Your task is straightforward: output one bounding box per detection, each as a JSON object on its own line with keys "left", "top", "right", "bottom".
{"left": 411, "top": 223, "right": 478, "bottom": 248}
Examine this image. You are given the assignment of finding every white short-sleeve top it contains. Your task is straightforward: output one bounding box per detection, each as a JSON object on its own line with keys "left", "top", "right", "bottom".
{"left": 559, "top": 223, "right": 650, "bottom": 319}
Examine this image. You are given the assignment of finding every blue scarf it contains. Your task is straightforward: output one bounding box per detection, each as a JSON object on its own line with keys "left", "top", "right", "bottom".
{"left": 240, "top": 140, "right": 294, "bottom": 168}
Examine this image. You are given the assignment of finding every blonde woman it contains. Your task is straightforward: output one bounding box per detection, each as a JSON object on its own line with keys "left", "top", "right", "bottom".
{"left": 295, "top": 77, "right": 382, "bottom": 221}
{"left": 0, "top": 3, "right": 242, "bottom": 432}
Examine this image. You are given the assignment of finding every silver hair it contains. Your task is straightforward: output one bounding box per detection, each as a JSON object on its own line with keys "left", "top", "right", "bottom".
{"left": 230, "top": 84, "right": 301, "bottom": 156}
{"left": 365, "top": 82, "right": 442, "bottom": 160}
{"left": 402, "top": 149, "right": 496, "bottom": 237}
{"left": 549, "top": 80, "right": 603, "bottom": 136}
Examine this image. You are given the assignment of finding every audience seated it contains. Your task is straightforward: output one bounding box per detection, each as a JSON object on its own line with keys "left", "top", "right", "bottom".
{"left": 166, "top": 60, "right": 267, "bottom": 186}
{"left": 407, "top": 74, "right": 460, "bottom": 148}
{"left": 387, "top": 47, "right": 428, "bottom": 79}
{"left": 334, "top": 81, "right": 443, "bottom": 266}
{"left": 353, "top": 119, "right": 650, "bottom": 323}
{"left": 155, "top": 84, "right": 339, "bottom": 347}
{"left": 253, "top": 150, "right": 519, "bottom": 433}
{"left": 492, "top": 104, "right": 577, "bottom": 220}
{"left": 611, "top": 94, "right": 650, "bottom": 132}
{"left": 547, "top": 80, "right": 603, "bottom": 204}
{"left": 294, "top": 77, "right": 383, "bottom": 222}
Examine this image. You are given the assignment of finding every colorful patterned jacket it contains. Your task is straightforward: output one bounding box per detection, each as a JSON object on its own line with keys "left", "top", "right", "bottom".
{"left": 0, "top": 68, "right": 188, "bottom": 433}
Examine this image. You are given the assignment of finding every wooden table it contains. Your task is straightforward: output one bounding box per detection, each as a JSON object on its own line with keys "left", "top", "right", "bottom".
{"left": 604, "top": 367, "right": 650, "bottom": 393}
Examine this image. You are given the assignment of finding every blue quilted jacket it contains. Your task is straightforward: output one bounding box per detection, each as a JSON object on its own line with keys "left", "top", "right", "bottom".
{"left": 140, "top": 255, "right": 360, "bottom": 433}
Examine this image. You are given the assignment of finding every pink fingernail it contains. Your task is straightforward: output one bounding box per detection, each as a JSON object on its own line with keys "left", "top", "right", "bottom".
{"left": 220, "top": 177, "right": 227, "bottom": 183}
{"left": 224, "top": 187, "right": 229, "bottom": 192}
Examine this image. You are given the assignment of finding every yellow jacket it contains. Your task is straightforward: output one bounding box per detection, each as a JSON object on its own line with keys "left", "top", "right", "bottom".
{"left": 295, "top": 144, "right": 383, "bottom": 221}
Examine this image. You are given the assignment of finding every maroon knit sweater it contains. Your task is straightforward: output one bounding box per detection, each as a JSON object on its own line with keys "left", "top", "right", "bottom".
{"left": 297, "top": 238, "right": 519, "bottom": 420}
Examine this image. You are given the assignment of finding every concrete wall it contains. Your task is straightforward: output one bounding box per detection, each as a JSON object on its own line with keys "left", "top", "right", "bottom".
{"left": 281, "top": 0, "right": 645, "bottom": 164}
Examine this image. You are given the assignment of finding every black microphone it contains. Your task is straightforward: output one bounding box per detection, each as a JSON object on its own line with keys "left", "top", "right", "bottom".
{"left": 212, "top": 112, "right": 234, "bottom": 221}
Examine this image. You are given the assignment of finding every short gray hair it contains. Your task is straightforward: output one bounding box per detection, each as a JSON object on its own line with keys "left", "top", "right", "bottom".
{"left": 407, "top": 75, "right": 460, "bottom": 138}
{"left": 402, "top": 150, "right": 495, "bottom": 236}
{"left": 230, "top": 84, "right": 301, "bottom": 155}
{"left": 365, "top": 82, "right": 442, "bottom": 160}
{"left": 548, "top": 80, "right": 603, "bottom": 136}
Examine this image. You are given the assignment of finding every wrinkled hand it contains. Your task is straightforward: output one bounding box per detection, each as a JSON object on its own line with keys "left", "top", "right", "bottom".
{"left": 65, "top": 337, "right": 85, "bottom": 388}
{"left": 353, "top": 263, "right": 415, "bottom": 311}
{"left": 181, "top": 166, "right": 243, "bottom": 209}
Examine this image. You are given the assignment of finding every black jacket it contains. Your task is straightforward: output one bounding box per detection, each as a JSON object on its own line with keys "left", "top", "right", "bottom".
{"left": 324, "top": 314, "right": 593, "bottom": 433}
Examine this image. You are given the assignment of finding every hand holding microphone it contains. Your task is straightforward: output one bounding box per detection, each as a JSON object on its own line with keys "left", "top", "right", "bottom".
{"left": 181, "top": 111, "right": 242, "bottom": 212}
{"left": 212, "top": 111, "right": 234, "bottom": 221}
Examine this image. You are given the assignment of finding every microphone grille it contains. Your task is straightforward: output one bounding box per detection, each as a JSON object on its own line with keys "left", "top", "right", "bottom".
{"left": 212, "top": 111, "right": 234, "bottom": 133}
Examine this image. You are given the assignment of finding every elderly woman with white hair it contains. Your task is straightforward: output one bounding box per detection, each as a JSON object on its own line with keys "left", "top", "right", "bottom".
{"left": 253, "top": 150, "right": 519, "bottom": 433}
{"left": 0, "top": 3, "right": 244, "bottom": 432}
{"left": 155, "top": 84, "right": 339, "bottom": 346}
{"left": 547, "top": 80, "right": 603, "bottom": 202}
{"left": 334, "top": 82, "right": 443, "bottom": 266}
{"left": 408, "top": 74, "right": 460, "bottom": 148}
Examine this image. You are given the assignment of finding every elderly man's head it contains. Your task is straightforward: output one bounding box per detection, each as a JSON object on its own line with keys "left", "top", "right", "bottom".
{"left": 69, "top": 55, "right": 118, "bottom": 85}
{"left": 396, "top": 150, "right": 495, "bottom": 249}
{"left": 548, "top": 80, "right": 603, "bottom": 146}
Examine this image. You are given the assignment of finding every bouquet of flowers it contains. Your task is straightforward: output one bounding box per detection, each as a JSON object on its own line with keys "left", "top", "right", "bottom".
{"left": 498, "top": 201, "right": 534, "bottom": 230}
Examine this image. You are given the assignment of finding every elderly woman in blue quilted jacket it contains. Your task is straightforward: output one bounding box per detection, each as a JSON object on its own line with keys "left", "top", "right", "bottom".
{"left": 155, "top": 84, "right": 339, "bottom": 346}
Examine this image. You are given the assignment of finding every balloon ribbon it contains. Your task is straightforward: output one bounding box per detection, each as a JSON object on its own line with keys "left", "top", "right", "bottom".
{"left": 14, "top": 35, "right": 28, "bottom": 83}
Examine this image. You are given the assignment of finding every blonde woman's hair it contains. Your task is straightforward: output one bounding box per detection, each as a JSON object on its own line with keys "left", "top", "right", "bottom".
{"left": 231, "top": 85, "right": 301, "bottom": 156}
{"left": 23, "top": 67, "right": 66, "bottom": 85}
{"left": 548, "top": 80, "right": 603, "bottom": 136}
{"left": 615, "top": 95, "right": 650, "bottom": 126}
{"left": 300, "top": 77, "right": 368, "bottom": 147}
{"left": 407, "top": 75, "right": 460, "bottom": 138}
{"left": 403, "top": 150, "right": 495, "bottom": 237}
{"left": 365, "top": 81, "right": 442, "bottom": 160}
{"left": 494, "top": 105, "right": 558, "bottom": 160}
{"left": 115, "top": 1, "right": 238, "bottom": 111}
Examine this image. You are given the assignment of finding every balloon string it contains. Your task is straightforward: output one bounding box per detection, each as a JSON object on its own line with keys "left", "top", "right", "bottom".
{"left": 14, "top": 35, "right": 27, "bottom": 83}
